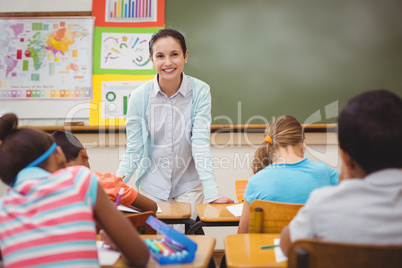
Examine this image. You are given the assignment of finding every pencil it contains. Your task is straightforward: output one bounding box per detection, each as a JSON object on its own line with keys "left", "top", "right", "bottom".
{"left": 260, "top": 244, "right": 279, "bottom": 249}
{"left": 115, "top": 188, "right": 124, "bottom": 207}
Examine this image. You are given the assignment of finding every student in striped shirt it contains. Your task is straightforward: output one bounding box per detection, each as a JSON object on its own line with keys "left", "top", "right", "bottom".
{"left": 51, "top": 130, "right": 157, "bottom": 213}
{"left": 0, "top": 113, "right": 149, "bottom": 268}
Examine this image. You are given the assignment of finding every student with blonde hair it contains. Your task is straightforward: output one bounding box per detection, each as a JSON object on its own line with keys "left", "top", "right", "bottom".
{"left": 238, "top": 115, "right": 338, "bottom": 233}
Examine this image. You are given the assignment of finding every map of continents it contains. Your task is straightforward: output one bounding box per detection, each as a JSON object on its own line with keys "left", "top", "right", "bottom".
{"left": 0, "top": 18, "right": 93, "bottom": 99}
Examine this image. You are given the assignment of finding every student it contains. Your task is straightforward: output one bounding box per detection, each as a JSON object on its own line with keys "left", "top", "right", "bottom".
{"left": 280, "top": 90, "right": 402, "bottom": 255}
{"left": 0, "top": 113, "right": 149, "bottom": 267}
{"left": 238, "top": 115, "right": 339, "bottom": 233}
{"left": 116, "top": 28, "right": 233, "bottom": 222}
{"left": 52, "top": 130, "right": 158, "bottom": 213}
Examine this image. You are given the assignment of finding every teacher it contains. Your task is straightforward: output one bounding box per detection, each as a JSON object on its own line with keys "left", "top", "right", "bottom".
{"left": 116, "top": 29, "right": 233, "bottom": 225}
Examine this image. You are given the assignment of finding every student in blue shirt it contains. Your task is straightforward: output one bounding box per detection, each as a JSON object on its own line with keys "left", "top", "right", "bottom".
{"left": 238, "top": 115, "right": 338, "bottom": 233}
{"left": 117, "top": 29, "right": 233, "bottom": 224}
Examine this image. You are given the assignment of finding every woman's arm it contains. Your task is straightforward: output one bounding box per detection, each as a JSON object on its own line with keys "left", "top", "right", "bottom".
{"left": 191, "top": 83, "right": 233, "bottom": 203}
{"left": 131, "top": 193, "right": 158, "bottom": 213}
{"left": 116, "top": 88, "right": 148, "bottom": 183}
{"left": 237, "top": 200, "right": 250, "bottom": 233}
{"left": 94, "top": 184, "right": 149, "bottom": 267}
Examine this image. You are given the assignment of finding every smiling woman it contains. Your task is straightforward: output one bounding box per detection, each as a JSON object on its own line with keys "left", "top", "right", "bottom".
{"left": 116, "top": 29, "right": 234, "bottom": 231}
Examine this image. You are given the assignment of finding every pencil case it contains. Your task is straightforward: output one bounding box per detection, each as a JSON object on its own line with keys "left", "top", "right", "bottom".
{"left": 145, "top": 216, "right": 197, "bottom": 265}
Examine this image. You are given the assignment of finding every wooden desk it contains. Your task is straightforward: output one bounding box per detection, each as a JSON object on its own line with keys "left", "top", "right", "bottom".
{"left": 156, "top": 202, "right": 191, "bottom": 220}
{"left": 224, "top": 233, "right": 287, "bottom": 268}
{"left": 187, "top": 204, "right": 240, "bottom": 234}
{"left": 102, "top": 235, "right": 216, "bottom": 268}
{"left": 156, "top": 202, "right": 196, "bottom": 233}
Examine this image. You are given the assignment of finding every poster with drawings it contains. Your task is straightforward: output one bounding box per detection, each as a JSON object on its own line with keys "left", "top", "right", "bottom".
{"left": 101, "top": 80, "right": 145, "bottom": 118}
{"left": 100, "top": 32, "right": 153, "bottom": 70}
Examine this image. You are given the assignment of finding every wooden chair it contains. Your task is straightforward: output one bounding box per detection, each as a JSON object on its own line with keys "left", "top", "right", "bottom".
{"left": 288, "top": 238, "right": 402, "bottom": 268}
{"left": 95, "top": 211, "right": 157, "bottom": 234}
{"left": 248, "top": 200, "right": 303, "bottom": 233}
{"left": 235, "top": 180, "right": 248, "bottom": 203}
{"left": 125, "top": 211, "right": 157, "bottom": 234}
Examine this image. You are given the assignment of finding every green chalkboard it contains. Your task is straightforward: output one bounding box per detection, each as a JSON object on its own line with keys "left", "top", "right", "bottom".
{"left": 165, "top": 0, "right": 402, "bottom": 124}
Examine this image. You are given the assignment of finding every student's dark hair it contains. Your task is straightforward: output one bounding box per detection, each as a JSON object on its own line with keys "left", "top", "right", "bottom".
{"left": 338, "top": 89, "right": 402, "bottom": 174}
{"left": 51, "top": 130, "right": 83, "bottom": 162}
{"left": 149, "top": 28, "right": 187, "bottom": 56}
{"left": 0, "top": 113, "right": 53, "bottom": 185}
{"left": 252, "top": 115, "right": 305, "bottom": 174}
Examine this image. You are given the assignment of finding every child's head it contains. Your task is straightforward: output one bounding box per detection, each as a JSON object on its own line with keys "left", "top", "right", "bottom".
{"left": 0, "top": 113, "right": 66, "bottom": 186}
{"left": 51, "top": 131, "right": 90, "bottom": 169}
{"left": 149, "top": 28, "right": 187, "bottom": 57}
{"left": 338, "top": 89, "right": 402, "bottom": 174}
{"left": 252, "top": 115, "right": 305, "bottom": 174}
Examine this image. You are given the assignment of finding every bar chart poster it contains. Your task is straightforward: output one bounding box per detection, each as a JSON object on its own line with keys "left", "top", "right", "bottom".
{"left": 92, "top": 0, "right": 165, "bottom": 27}
{"left": 93, "top": 26, "right": 162, "bottom": 74}
{"left": 90, "top": 74, "right": 154, "bottom": 126}
{"left": 0, "top": 17, "right": 94, "bottom": 100}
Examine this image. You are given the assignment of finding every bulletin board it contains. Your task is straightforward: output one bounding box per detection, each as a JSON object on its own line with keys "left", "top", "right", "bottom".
{"left": 0, "top": 12, "right": 94, "bottom": 121}
{"left": 0, "top": 16, "right": 94, "bottom": 100}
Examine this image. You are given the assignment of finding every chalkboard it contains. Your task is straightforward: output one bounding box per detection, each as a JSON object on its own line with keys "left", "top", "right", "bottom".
{"left": 165, "top": 0, "right": 402, "bottom": 124}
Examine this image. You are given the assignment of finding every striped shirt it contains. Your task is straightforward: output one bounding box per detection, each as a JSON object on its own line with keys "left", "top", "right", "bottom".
{"left": 0, "top": 166, "right": 99, "bottom": 268}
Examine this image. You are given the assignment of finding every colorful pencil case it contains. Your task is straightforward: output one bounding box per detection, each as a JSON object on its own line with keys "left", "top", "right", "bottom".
{"left": 145, "top": 216, "right": 197, "bottom": 265}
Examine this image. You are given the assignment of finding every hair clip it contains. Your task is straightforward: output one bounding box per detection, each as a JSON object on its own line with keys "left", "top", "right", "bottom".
{"left": 265, "top": 136, "right": 273, "bottom": 144}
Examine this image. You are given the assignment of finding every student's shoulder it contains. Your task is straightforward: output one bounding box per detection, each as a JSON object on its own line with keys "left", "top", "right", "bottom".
{"left": 306, "top": 159, "right": 337, "bottom": 172}
{"left": 308, "top": 181, "right": 352, "bottom": 205}
{"left": 51, "top": 166, "right": 95, "bottom": 185}
{"left": 92, "top": 171, "right": 121, "bottom": 182}
{"left": 249, "top": 167, "right": 276, "bottom": 183}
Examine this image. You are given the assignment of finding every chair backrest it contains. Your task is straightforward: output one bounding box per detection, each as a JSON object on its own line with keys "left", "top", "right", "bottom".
{"left": 288, "top": 238, "right": 402, "bottom": 268}
{"left": 248, "top": 200, "right": 303, "bottom": 233}
{"left": 235, "top": 180, "right": 248, "bottom": 203}
{"left": 125, "top": 211, "right": 157, "bottom": 234}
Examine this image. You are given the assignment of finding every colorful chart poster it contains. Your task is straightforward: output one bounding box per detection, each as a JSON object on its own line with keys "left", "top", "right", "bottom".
{"left": 92, "top": 0, "right": 165, "bottom": 28}
{"left": 93, "top": 27, "right": 161, "bottom": 75}
{"left": 0, "top": 17, "right": 94, "bottom": 100}
{"left": 90, "top": 74, "right": 154, "bottom": 126}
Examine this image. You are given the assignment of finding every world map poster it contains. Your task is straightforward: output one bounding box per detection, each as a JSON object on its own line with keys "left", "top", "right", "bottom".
{"left": 0, "top": 17, "right": 94, "bottom": 99}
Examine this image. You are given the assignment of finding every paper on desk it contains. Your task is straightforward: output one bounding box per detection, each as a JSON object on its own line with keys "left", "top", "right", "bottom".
{"left": 96, "top": 241, "right": 121, "bottom": 266}
{"left": 225, "top": 203, "right": 243, "bottom": 217}
{"left": 274, "top": 238, "right": 288, "bottom": 263}
{"left": 117, "top": 204, "right": 162, "bottom": 213}
{"left": 157, "top": 205, "right": 162, "bottom": 213}
{"left": 117, "top": 205, "right": 140, "bottom": 213}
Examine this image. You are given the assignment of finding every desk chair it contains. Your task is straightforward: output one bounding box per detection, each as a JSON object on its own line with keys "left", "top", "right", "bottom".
{"left": 288, "top": 238, "right": 402, "bottom": 268}
{"left": 125, "top": 211, "right": 157, "bottom": 234}
{"left": 248, "top": 200, "right": 303, "bottom": 233}
{"left": 234, "top": 180, "right": 248, "bottom": 203}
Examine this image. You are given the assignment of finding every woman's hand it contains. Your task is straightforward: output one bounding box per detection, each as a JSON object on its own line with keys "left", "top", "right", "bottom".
{"left": 210, "top": 197, "right": 234, "bottom": 204}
